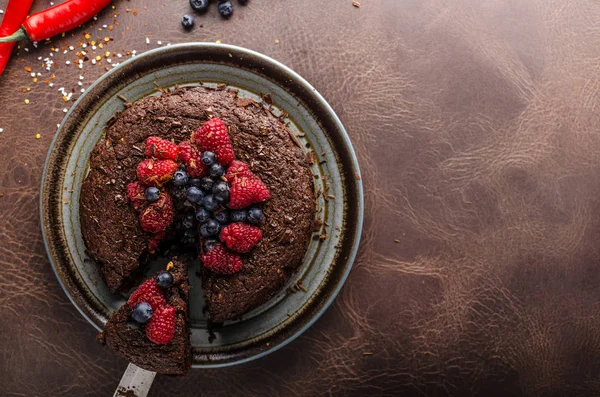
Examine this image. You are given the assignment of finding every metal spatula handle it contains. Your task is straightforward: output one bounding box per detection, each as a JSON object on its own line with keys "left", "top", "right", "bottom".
{"left": 113, "top": 363, "right": 156, "bottom": 397}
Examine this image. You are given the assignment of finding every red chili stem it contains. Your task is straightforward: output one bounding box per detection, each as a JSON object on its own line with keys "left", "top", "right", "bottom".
{"left": 23, "top": 0, "right": 112, "bottom": 42}
{"left": 0, "top": 0, "right": 34, "bottom": 77}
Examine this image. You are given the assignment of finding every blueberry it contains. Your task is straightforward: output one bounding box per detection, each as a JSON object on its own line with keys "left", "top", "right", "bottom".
{"left": 182, "top": 213, "right": 196, "bottom": 229}
{"left": 186, "top": 186, "right": 205, "bottom": 204}
{"left": 145, "top": 187, "right": 160, "bottom": 202}
{"left": 189, "top": 178, "right": 201, "bottom": 187}
{"left": 209, "top": 163, "right": 225, "bottom": 178}
{"left": 212, "top": 181, "right": 230, "bottom": 203}
{"left": 196, "top": 207, "right": 212, "bottom": 223}
{"left": 218, "top": 1, "right": 234, "bottom": 17}
{"left": 173, "top": 169, "right": 189, "bottom": 186}
{"left": 181, "top": 14, "right": 194, "bottom": 29}
{"left": 201, "top": 151, "right": 217, "bottom": 166}
{"left": 203, "top": 239, "right": 218, "bottom": 252}
{"left": 201, "top": 219, "right": 221, "bottom": 237}
{"left": 215, "top": 210, "right": 229, "bottom": 225}
{"left": 200, "top": 177, "right": 214, "bottom": 192}
{"left": 131, "top": 302, "right": 153, "bottom": 324}
{"left": 156, "top": 271, "right": 174, "bottom": 288}
{"left": 190, "top": 0, "right": 209, "bottom": 12}
{"left": 215, "top": 190, "right": 230, "bottom": 204}
{"left": 247, "top": 207, "right": 264, "bottom": 225}
{"left": 182, "top": 229, "right": 197, "bottom": 245}
{"left": 231, "top": 209, "right": 248, "bottom": 223}
{"left": 212, "top": 181, "right": 229, "bottom": 195}
{"left": 202, "top": 194, "right": 220, "bottom": 211}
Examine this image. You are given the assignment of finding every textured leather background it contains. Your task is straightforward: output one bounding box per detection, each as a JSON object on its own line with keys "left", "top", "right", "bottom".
{"left": 1, "top": 0, "right": 600, "bottom": 396}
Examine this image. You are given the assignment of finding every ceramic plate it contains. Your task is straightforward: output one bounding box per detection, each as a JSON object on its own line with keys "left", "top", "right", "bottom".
{"left": 40, "top": 43, "right": 363, "bottom": 367}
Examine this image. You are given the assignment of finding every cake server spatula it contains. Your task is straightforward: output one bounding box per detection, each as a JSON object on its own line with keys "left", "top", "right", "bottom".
{"left": 113, "top": 363, "right": 156, "bottom": 397}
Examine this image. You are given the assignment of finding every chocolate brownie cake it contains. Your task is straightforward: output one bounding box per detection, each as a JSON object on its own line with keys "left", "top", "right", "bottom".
{"left": 81, "top": 86, "right": 315, "bottom": 329}
{"left": 98, "top": 259, "right": 192, "bottom": 375}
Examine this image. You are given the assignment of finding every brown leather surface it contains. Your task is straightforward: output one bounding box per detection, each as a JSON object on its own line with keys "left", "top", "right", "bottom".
{"left": 1, "top": 0, "right": 599, "bottom": 396}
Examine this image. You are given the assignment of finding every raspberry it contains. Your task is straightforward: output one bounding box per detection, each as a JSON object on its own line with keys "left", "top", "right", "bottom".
{"left": 228, "top": 176, "right": 271, "bottom": 209}
{"left": 127, "top": 181, "right": 147, "bottom": 211}
{"left": 145, "top": 136, "right": 179, "bottom": 161}
{"left": 178, "top": 141, "right": 208, "bottom": 178}
{"left": 127, "top": 278, "right": 166, "bottom": 311}
{"left": 137, "top": 158, "right": 178, "bottom": 187}
{"left": 219, "top": 222, "right": 262, "bottom": 253}
{"left": 192, "top": 117, "right": 235, "bottom": 165}
{"left": 224, "top": 160, "right": 253, "bottom": 183}
{"left": 148, "top": 231, "right": 165, "bottom": 253}
{"left": 201, "top": 243, "right": 243, "bottom": 275}
{"left": 146, "top": 305, "right": 176, "bottom": 345}
{"left": 139, "top": 193, "right": 174, "bottom": 233}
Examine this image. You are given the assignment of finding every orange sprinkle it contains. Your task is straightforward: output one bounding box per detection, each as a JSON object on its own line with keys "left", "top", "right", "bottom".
{"left": 24, "top": 66, "right": 32, "bottom": 72}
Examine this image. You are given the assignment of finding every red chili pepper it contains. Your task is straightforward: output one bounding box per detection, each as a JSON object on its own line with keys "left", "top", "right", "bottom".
{"left": 0, "top": 0, "right": 112, "bottom": 43}
{"left": 0, "top": 0, "right": 34, "bottom": 77}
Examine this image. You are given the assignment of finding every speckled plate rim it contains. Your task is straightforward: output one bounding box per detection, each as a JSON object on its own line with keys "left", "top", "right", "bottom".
{"left": 40, "top": 43, "right": 363, "bottom": 368}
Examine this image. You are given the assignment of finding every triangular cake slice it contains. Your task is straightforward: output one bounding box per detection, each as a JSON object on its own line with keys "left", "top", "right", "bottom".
{"left": 97, "top": 258, "right": 191, "bottom": 375}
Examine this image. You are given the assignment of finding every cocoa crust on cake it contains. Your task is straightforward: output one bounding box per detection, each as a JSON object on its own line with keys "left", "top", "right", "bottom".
{"left": 81, "top": 86, "right": 316, "bottom": 322}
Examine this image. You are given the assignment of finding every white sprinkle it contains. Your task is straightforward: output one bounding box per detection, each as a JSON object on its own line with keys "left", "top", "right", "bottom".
{"left": 49, "top": 83, "right": 54, "bottom": 87}
{"left": 24, "top": 48, "right": 29, "bottom": 52}
{"left": 57, "top": 124, "right": 60, "bottom": 128}
{"left": 37, "top": 56, "right": 42, "bottom": 61}
{"left": 0, "top": 10, "right": 4, "bottom": 14}
{"left": 54, "top": 48, "right": 59, "bottom": 52}
{"left": 92, "top": 45, "right": 97, "bottom": 50}
{"left": 0, "top": 128, "right": 3, "bottom": 133}
{"left": 81, "top": 51, "right": 87, "bottom": 56}
{"left": 82, "top": 43, "right": 87, "bottom": 48}
{"left": 30, "top": 72, "right": 36, "bottom": 77}
{"left": 63, "top": 108, "right": 68, "bottom": 113}
{"left": 78, "top": 64, "right": 83, "bottom": 69}
{"left": 93, "top": 16, "right": 97, "bottom": 20}
{"left": 80, "top": 88, "right": 85, "bottom": 93}
{"left": 92, "top": 59, "right": 97, "bottom": 65}
{"left": 103, "top": 25, "right": 108, "bottom": 28}
{"left": 78, "top": 82, "right": 83, "bottom": 86}
{"left": 50, "top": 2, "right": 54, "bottom": 5}
{"left": 107, "top": 58, "right": 112, "bottom": 63}
{"left": 79, "top": 75, "right": 84, "bottom": 80}
{"left": 117, "top": 53, "right": 122, "bottom": 58}
{"left": 32, "top": 42, "right": 38, "bottom": 48}
{"left": 37, "top": 72, "right": 41, "bottom": 76}
{"left": 65, "top": 61, "right": 71, "bottom": 65}
{"left": 157, "top": 41, "right": 162, "bottom": 45}
{"left": 69, "top": 46, "right": 74, "bottom": 51}
{"left": 131, "top": 50, "right": 136, "bottom": 54}
{"left": 145, "top": 37, "right": 150, "bottom": 44}
{"left": 50, "top": 52, "right": 54, "bottom": 57}
{"left": 63, "top": 50, "right": 68, "bottom": 54}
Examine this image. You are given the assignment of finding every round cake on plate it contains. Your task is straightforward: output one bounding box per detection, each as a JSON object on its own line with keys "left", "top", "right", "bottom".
{"left": 80, "top": 86, "right": 316, "bottom": 374}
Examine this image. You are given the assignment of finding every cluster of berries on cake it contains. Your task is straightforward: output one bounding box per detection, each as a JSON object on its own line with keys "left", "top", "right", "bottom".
{"left": 127, "top": 265, "right": 178, "bottom": 344}
{"left": 126, "top": 117, "right": 270, "bottom": 275}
